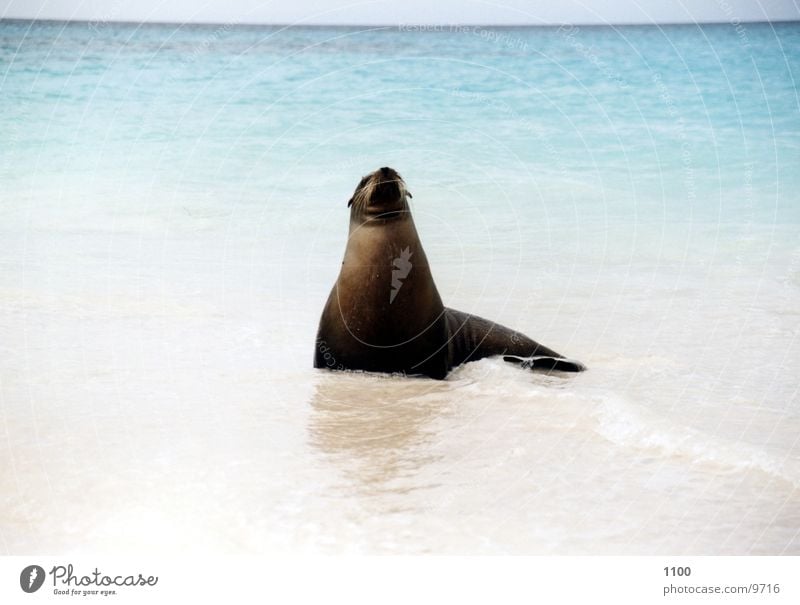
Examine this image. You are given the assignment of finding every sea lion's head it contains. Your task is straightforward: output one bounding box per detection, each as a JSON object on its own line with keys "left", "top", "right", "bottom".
{"left": 347, "top": 167, "right": 412, "bottom": 219}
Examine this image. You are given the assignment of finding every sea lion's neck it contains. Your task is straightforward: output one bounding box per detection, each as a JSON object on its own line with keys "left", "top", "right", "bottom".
{"left": 345, "top": 210, "right": 419, "bottom": 254}
{"left": 348, "top": 206, "right": 410, "bottom": 229}
{"left": 335, "top": 208, "right": 442, "bottom": 336}
{"left": 341, "top": 210, "right": 434, "bottom": 281}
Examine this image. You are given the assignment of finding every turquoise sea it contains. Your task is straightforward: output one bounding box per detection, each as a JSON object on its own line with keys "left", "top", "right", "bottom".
{"left": 1, "top": 19, "right": 799, "bottom": 554}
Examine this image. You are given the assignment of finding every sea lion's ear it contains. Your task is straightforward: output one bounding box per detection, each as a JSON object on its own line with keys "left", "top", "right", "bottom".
{"left": 347, "top": 196, "right": 354, "bottom": 207}
{"left": 406, "top": 190, "right": 413, "bottom": 199}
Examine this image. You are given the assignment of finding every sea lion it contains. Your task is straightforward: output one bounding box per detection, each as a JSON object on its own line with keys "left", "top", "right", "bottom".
{"left": 314, "top": 167, "right": 585, "bottom": 379}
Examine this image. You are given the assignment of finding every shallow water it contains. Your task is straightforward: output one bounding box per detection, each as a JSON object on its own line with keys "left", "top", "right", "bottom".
{"left": 1, "top": 20, "right": 799, "bottom": 554}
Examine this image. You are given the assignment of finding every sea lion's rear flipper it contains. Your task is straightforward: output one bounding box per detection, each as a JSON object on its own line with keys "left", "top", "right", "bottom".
{"left": 444, "top": 307, "right": 586, "bottom": 373}
{"left": 503, "top": 355, "right": 586, "bottom": 373}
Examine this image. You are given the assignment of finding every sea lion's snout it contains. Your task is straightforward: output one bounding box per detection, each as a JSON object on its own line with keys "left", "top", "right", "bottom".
{"left": 371, "top": 168, "right": 402, "bottom": 205}
{"left": 347, "top": 166, "right": 411, "bottom": 214}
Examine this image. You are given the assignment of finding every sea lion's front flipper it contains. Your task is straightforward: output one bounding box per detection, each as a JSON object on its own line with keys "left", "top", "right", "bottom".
{"left": 503, "top": 355, "right": 586, "bottom": 373}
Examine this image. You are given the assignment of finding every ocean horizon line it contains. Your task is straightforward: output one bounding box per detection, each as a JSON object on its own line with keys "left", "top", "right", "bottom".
{"left": 1, "top": 16, "right": 798, "bottom": 29}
